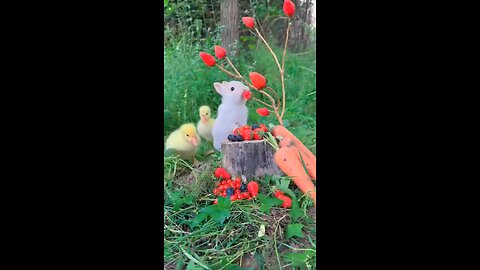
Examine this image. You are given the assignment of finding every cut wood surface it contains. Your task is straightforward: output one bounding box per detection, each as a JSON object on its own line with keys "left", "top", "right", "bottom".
{"left": 221, "top": 140, "right": 283, "bottom": 179}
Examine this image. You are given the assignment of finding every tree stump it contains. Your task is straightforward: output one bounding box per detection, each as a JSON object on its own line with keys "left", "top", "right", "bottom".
{"left": 221, "top": 140, "right": 283, "bottom": 179}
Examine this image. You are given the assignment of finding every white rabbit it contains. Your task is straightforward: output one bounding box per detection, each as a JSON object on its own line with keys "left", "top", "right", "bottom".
{"left": 212, "top": 81, "right": 250, "bottom": 151}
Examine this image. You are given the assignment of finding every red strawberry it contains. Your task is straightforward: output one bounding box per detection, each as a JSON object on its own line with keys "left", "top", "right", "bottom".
{"left": 256, "top": 108, "right": 270, "bottom": 117}
{"left": 230, "top": 195, "right": 237, "bottom": 201}
{"left": 214, "top": 45, "right": 226, "bottom": 59}
{"left": 213, "top": 199, "right": 218, "bottom": 205}
{"left": 240, "top": 129, "right": 252, "bottom": 140}
{"left": 234, "top": 182, "right": 241, "bottom": 190}
{"left": 247, "top": 181, "right": 259, "bottom": 197}
{"left": 222, "top": 171, "right": 231, "bottom": 179}
{"left": 242, "top": 17, "right": 255, "bottom": 29}
{"left": 242, "top": 90, "right": 252, "bottom": 101}
{"left": 274, "top": 190, "right": 285, "bottom": 197}
{"left": 233, "top": 128, "right": 241, "bottom": 135}
{"left": 259, "top": 124, "right": 268, "bottom": 132}
{"left": 283, "top": 0, "right": 295, "bottom": 18}
{"left": 241, "top": 192, "right": 251, "bottom": 199}
{"left": 252, "top": 128, "right": 264, "bottom": 140}
{"left": 215, "top": 168, "right": 227, "bottom": 178}
{"left": 277, "top": 194, "right": 292, "bottom": 208}
{"left": 249, "top": 72, "right": 267, "bottom": 90}
{"left": 213, "top": 188, "right": 219, "bottom": 195}
{"left": 199, "top": 52, "right": 216, "bottom": 67}
{"left": 222, "top": 190, "right": 227, "bottom": 197}
{"left": 236, "top": 193, "right": 242, "bottom": 200}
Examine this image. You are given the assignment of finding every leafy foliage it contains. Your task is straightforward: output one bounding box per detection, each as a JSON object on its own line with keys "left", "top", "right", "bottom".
{"left": 168, "top": 190, "right": 194, "bottom": 211}
{"left": 286, "top": 223, "right": 304, "bottom": 239}
{"left": 257, "top": 193, "right": 283, "bottom": 213}
{"left": 191, "top": 196, "right": 231, "bottom": 228}
{"left": 283, "top": 250, "right": 316, "bottom": 268}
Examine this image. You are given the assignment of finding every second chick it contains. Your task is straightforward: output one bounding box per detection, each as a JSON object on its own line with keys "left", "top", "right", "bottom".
{"left": 197, "top": 105, "right": 216, "bottom": 142}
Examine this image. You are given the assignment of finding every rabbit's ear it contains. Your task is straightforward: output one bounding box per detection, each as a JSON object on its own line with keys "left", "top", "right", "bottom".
{"left": 222, "top": 81, "right": 228, "bottom": 84}
{"left": 213, "top": 82, "right": 223, "bottom": 95}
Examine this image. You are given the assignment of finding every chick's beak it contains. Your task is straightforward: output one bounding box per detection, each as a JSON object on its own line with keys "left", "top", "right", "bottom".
{"left": 190, "top": 136, "right": 198, "bottom": 146}
{"left": 201, "top": 115, "right": 208, "bottom": 122}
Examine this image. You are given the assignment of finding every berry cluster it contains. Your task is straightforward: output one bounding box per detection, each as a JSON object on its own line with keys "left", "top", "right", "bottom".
{"left": 227, "top": 124, "right": 269, "bottom": 142}
{"left": 212, "top": 167, "right": 259, "bottom": 203}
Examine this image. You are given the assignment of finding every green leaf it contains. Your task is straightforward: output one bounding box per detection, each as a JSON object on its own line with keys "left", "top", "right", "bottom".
{"left": 193, "top": 197, "right": 232, "bottom": 226}
{"left": 289, "top": 202, "right": 304, "bottom": 223}
{"left": 286, "top": 223, "right": 304, "bottom": 239}
{"left": 217, "top": 196, "right": 231, "bottom": 208}
{"left": 186, "top": 260, "right": 203, "bottom": 270}
{"left": 190, "top": 212, "right": 208, "bottom": 229}
{"left": 258, "top": 194, "right": 283, "bottom": 213}
{"left": 283, "top": 251, "right": 315, "bottom": 268}
{"left": 176, "top": 259, "right": 186, "bottom": 270}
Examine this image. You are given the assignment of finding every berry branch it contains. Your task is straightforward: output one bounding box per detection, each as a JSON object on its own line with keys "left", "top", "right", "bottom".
{"left": 200, "top": 0, "right": 297, "bottom": 127}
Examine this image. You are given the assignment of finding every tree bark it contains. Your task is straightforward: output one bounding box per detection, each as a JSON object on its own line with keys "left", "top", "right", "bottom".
{"left": 221, "top": 140, "right": 283, "bottom": 179}
{"left": 220, "top": 0, "right": 240, "bottom": 57}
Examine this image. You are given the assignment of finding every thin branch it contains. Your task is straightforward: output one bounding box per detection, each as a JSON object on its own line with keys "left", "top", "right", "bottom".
{"left": 225, "top": 57, "right": 242, "bottom": 78}
{"left": 253, "top": 97, "right": 274, "bottom": 108}
{"left": 216, "top": 64, "right": 241, "bottom": 79}
{"left": 258, "top": 90, "right": 283, "bottom": 126}
{"left": 254, "top": 28, "right": 282, "bottom": 74}
{"left": 266, "top": 86, "right": 281, "bottom": 111}
{"left": 280, "top": 21, "right": 291, "bottom": 119}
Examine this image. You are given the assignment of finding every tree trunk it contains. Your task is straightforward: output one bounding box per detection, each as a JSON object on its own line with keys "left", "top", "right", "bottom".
{"left": 220, "top": 0, "right": 240, "bottom": 57}
{"left": 221, "top": 140, "right": 283, "bottom": 179}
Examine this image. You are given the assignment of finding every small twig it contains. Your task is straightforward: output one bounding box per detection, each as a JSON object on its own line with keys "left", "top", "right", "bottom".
{"left": 280, "top": 21, "right": 291, "bottom": 119}
{"left": 254, "top": 28, "right": 282, "bottom": 73}
{"left": 225, "top": 57, "right": 242, "bottom": 78}
{"left": 274, "top": 214, "right": 288, "bottom": 269}
{"left": 253, "top": 97, "right": 274, "bottom": 108}
{"left": 266, "top": 87, "right": 281, "bottom": 111}
{"left": 258, "top": 91, "right": 283, "bottom": 126}
{"left": 216, "top": 64, "right": 241, "bottom": 79}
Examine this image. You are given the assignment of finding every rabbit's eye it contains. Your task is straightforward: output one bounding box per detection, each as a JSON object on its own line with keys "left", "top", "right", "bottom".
{"left": 230, "top": 87, "right": 235, "bottom": 91}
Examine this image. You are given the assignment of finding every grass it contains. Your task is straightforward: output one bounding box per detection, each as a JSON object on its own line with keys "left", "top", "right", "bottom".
{"left": 164, "top": 38, "right": 316, "bottom": 269}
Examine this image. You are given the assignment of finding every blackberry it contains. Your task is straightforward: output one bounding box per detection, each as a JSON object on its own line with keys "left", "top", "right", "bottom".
{"left": 252, "top": 124, "right": 259, "bottom": 129}
{"left": 226, "top": 187, "right": 234, "bottom": 196}
{"left": 227, "top": 134, "right": 237, "bottom": 142}
{"left": 236, "top": 135, "right": 244, "bottom": 142}
{"left": 240, "top": 184, "right": 247, "bottom": 192}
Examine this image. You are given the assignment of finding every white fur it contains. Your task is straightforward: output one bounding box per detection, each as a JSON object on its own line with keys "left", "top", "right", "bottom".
{"left": 212, "top": 81, "right": 249, "bottom": 150}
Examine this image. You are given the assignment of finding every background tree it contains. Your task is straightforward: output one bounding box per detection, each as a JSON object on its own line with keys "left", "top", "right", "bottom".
{"left": 220, "top": 0, "right": 240, "bottom": 57}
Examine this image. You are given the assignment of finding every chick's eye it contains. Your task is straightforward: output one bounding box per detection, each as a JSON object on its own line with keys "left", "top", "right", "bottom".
{"left": 186, "top": 134, "right": 190, "bottom": 136}
{"left": 230, "top": 87, "right": 235, "bottom": 91}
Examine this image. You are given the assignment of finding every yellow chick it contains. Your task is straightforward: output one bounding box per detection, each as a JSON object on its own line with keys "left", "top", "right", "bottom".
{"left": 165, "top": 123, "right": 201, "bottom": 160}
{"left": 197, "top": 105, "right": 216, "bottom": 142}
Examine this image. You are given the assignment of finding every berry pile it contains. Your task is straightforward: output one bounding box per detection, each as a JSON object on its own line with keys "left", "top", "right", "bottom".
{"left": 227, "top": 124, "right": 269, "bottom": 142}
{"left": 212, "top": 167, "right": 259, "bottom": 203}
